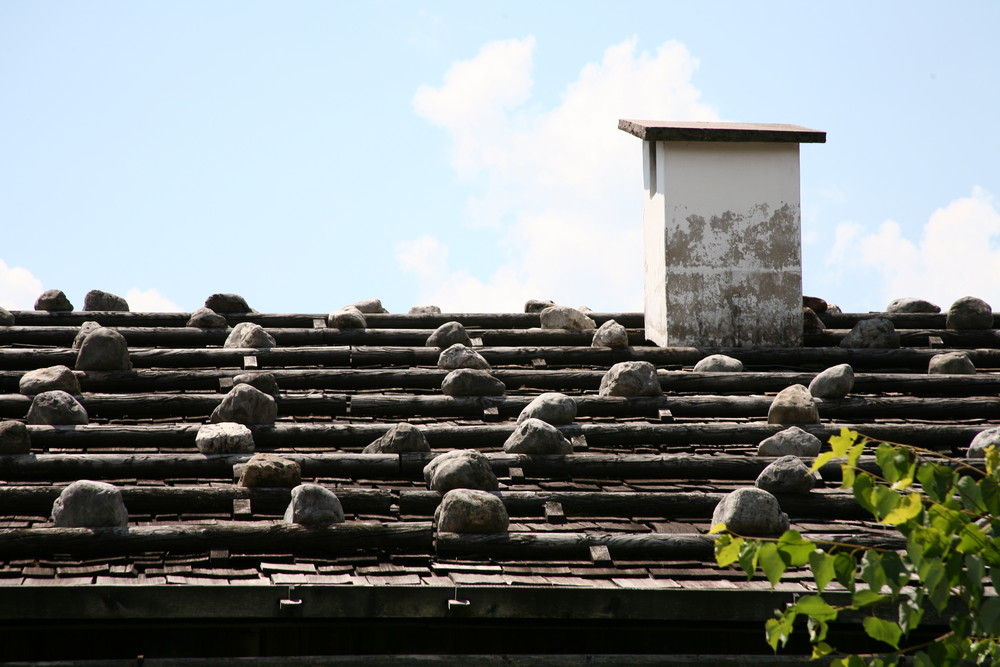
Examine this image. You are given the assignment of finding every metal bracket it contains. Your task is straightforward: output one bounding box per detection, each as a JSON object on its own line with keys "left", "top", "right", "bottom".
{"left": 447, "top": 587, "right": 470, "bottom": 613}
{"left": 280, "top": 585, "right": 303, "bottom": 613}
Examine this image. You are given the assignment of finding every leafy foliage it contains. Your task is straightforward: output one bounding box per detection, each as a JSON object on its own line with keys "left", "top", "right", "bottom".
{"left": 712, "top": 428, "right": 1000, "bottom": 665}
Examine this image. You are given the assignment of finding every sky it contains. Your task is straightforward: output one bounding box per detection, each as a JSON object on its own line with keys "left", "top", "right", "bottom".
{"left": 1, "top": 2, "right": 998, "bottom": 315}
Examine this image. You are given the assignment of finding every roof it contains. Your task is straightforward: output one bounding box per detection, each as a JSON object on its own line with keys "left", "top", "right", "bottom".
{"left": 0, "top": 303, "right": 995, "bottom": 663}
{"left": 618, "top": 119, "right": 827, "bottom": 143}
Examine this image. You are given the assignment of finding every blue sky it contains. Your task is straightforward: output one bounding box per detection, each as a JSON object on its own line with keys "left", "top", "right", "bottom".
{"left": 2, "top": 2, "right": 998, "bottom": 314}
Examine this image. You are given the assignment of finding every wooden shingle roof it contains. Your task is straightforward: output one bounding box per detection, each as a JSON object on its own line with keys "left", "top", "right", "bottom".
{"left": 0, "top": 306, "right": 996, "bottom": 663}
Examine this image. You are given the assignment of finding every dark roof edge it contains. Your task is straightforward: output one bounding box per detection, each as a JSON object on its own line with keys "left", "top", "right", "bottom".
{"left": 619, "top": 120, "right": 826, "bottom": 143}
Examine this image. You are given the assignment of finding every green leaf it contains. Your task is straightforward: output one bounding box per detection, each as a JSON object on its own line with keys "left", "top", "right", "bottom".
{"left": 794, "top": 594, "right": 838, "bottom": 621}
{"left": 852, "top": 474, "right": 875, "bottom": 513}
{"left": 879, "top": 551, "right": 909, "bottom": 595}
{"left": 807, "top": 615, "right": 829, "bottom": 643}
{"left": 957, "top": 474, "right": 986, "bottom": 513}
{"left": 841, "top": 463, "right": 856, "bottom": 490}
{"left": 897, "top": 594, "right": 924, "bottom": 635}
{"left": 847, "top": 441, "right": 866, "bottom": 469}
{"left": 833, "top": 552, "right": 857, "bottom": 592}
{"left": 981, "top": 597, "right": 1000, "bottom": 635}
{"left": 776, "top": 530, "right": 814, "bottom": 566}
{"left": 957, "top": 522, "right": 987, "bottom": 555}
{"left": 913, "top": 651, "right": 935, "bottom": 667}
{"left": 707, "top": 522, "right": 728, "bottom": 535}
{"left": 715, "top": 534, "right": 743, "bottom": 567}
{"left": 860, "top": 550, "right": 887, "bottom": 593}
{"left": 987, "top": 443, "right": 999, "bottom": 476}
{"left": 737, "top": 539, "right": 761, "bottom": 579}
{"left": 764, "top": 612, "right": 796, "bottom": 652}
{"left": 809, "top": 450, "right": 835, "bottom": 475}
{"left": 965, "top": 553, "right": 985, "bottom": 608}
{"left": 829, "top": 427, "right": 858, "bottom": 458}
{"left": 980, "top": 476, "right": 1000, "bottom": 516}
{"left": 832, "top": 655, "right": 866, "bottom": 667}
{"left": 917, "top": 463, "right": 954, "bottom": 504}
{"left": 758, "top": 542, "right": 786, "bottom": 587}
{"left": 870, "top": 485, "right": 902, "bottom": 522}
{"left": 811, "top": 641, "right": 833, "bottom": 659}
{"left": 918, "top": 558, "right": 951, "bottom": 612}
{"left": 881, "top": 492, "right": 922, "bottom": 525}
{"left": 810, "top": 550, "right": 835, "bottom": 592}
{"left": 863, "top": 615, "right": 902, "bottom": 649}
{"left": 852, "top": 588, "right": 888, "bottom": 608}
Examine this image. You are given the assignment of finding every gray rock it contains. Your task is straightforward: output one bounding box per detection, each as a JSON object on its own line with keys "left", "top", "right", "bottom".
{"left": 435, "top": 488, "right": 508, "bottom": 533}
{"left": 51, "top": 480, "right": 128, "bottom": 528}
{"left": 19, "top": 365, "right": 81, "bottom": 395}
{"left": 437, "top": 343, "right": 491, "bottom": 371}
{"left": 808, "top": 364, "right": 854, "bottom": 398}
{"left": 757, "top": 426, "right": 822, "bottom": 457}
{"left": 34, "top": 289, "right": 73, "bottom": 312}
{"left": 75, "top": 327, "right": 132, "bottom": 371}
{"left": 887, "top": 297, "right": 940, "bottom": 314}
{"left": 525, "top": 299, "right": 555, "bottom": 313}
{"left": 755, "top": 455, "right": 816, "bottom": 494}
{"left": 0, "top": 420, "right": 30, "bottom": 454}
{"left": 83, "top": 289, "right": 129, "bottom": 312}
{"left": 409, "top": 305, "right": 442, "bottom": 314}
{"left": 767, "top": 385, "right": 819, "bottom": 425}
{"left": 0, "top": 307, "right": 14, "bottom": 326}
{"left": 591, "top": 319, "right": 629, "bottom": 348}
{"left": 928, "top": 351, "right": 976, "bottom": 375}
{"left": 423, "top": 449, "right": 498, "bottom": 493}
{"left": 426, "top": 321, "right": 472, "bottom": 348}
{"left": 328, "top": 307, "right": 366, "bottom": 329}
{"left": 26, "top": 390, "right": 89, "bottom": 425}
{"left": 210, "top": 384, "right": 277, "bottom": 425}
{"left": 599, "top": 361, "right": 662, "bottom": 397}
{"left": 187, "top": 307, "right": 227, "bottom": 328}
{"left": 503, "top": 418, "right": 573, "bottom": 455}
{"left": 711, "top": 487, "right": 789, "bottom": 536}
{"left": 205, "top": 293, "right": 254, "bottom": 313}
{"left": 802, "top": 296, "right": 827, "bottom": 314}
{"left": 827, "top": 304, "right": 843, "bottom": 315}
{"left": 693, "top": 355, "right": 743, "bottom": 373}
{"left": 967, "top": 426, "right": 1000, "bottom": 458}
{"left": 283, "top": 484, "right": 345, "bottom": 526}
{"left": 238, "top": 453, "right": 301, "bottom": 488}
{"left": 441, "top": 369, "right": 505, "bottom": 397}
{"left": 346, "top": 298, "right": 388, "bottom": 314}
{"left": 803, "top": 307, "right": 825, "bottom": 333}
{"left": 195, "top": 422, "right": 255, "bottom": 454}
{"left": 233, "top": 372, "right": 279, "bottom": 395}
{"left": 947, "top": 296, "right": 993, "bottom": 330}
{"left": 517, "top": 392, "right": 577, "bottom": 425}
{"left": 363, "top": 422, "right": 430, "bottom": 454}
{"left": 539, "top": 305, "right": 596, "bottom": 331}
{"left": 839, "top": 318, "right": 900, "bottom": 349}
{"left": 72, "top": 321, "right": 102, "bottom": 349}
{"left": 224, "top": 322, "right": 275, "bottom": 349}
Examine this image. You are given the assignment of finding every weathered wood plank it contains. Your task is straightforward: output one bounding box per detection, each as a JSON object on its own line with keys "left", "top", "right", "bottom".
{"left": 348, "top": 395, "right": 671, "bottom": 419}
{"left": 0, "top": 521, "right": 434, "bottom": 557}
{"left": 0, "top": 485, "right": 393, "bottom": 515}
{"left": 21, "top": 421, "right": 989, "bottom": 451}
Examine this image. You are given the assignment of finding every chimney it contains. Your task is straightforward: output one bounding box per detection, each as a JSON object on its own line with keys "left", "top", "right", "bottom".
{"left": 619, "top": 120, "right": 825, "bottom": 348}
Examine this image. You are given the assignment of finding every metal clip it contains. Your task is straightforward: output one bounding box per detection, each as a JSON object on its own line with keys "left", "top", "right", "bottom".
{"left": 447, "top": 587, "right": 470, "bottom": 611}
{"left": 280, "top": 585, "right": 302, "bottom": 612}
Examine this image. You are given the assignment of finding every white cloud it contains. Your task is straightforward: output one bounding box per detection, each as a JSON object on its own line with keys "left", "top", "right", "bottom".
{"left": 825, "top": 187, "right": 1000, "bottom": 309}
{"left": 0, "top": 259, "right": 44, "bottom": 310}
{"left": 406, "top": 36, "right": 718, "bottom": 312}
{"left": 124, "top": 287, "right": 184, "bottom": 312}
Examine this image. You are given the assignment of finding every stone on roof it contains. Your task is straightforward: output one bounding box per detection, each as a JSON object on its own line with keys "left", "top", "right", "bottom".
{"left": 195, "top": 422, "right": 255, "bottom": 455}
{"left": 591, "top": 319, "right": 628, "bottom": 348}
{"left": 363, "top": 422, "right": 430, "bottom": 454}
{"left": 426, "top": 321, "right": 472, "bottom": 348}
{"left": 0, "top": 420, "right": 30, "bottom": 455}
{"left": 233, "top": 372, "right": 279, "bottom": 395}
{"left": 72, "top": 321, "right": 102, "bottom": 349}
{"left": 540, "top": 305, "right": 595, "bottom": 331}
{"left": 802, "top": 296, "right": 827, "bottom": 314}
{"left": 346, "top": 298, "right": 388, "bottom": 314}
{"left": 328, "top": 307, "right": 366, "bottom": 329}
{"left": 839, "top": 317, "right": 900, "bottom": 349}
{"left": 205, "top": 293, "right": 254, "bottom": 313}
{"left": 26, "top": 390, "right": 89, "bottom": 425}
{"left": 210, "top": 384, "right": 277, "bottom": 425}
{"left": 693, "top": 355, "right": 743, "bottom": 373}
{"left": 503, "top": 418, "right": 573, "bottom": 455}
{"left": 284, "top": 484, "right": 345, "bottom": 526}
{"left": 928, "top": 351, "right": 976, "bottom": 375}
{"left": 435, "top": 488, "right": 509, "bottom": 533}
{"left": 437, "top": 343, "right": 491, "bottom": 371}
{"left": 187, "top": 307, "right": 227, "bottom": 328}
{"left": 947, "top": 296, "right": 993, "bottom": 330}
{"left": 599, "top": 361, "right": 661, "bottom": 397}
{"left": 34, "top": 289, "right": 73, "bottom": 312}
{"left": 808, "top": 364, "right": 854, "bottom": 398}
{"left": 757, "top": 426, "right": 822, "bottom": 457}
{"left": 711, "top": 487, "right": 790, "bottom": 536}
{"left": 51, "top": 480, "right": 128, "bottom": 528}
{"left": 441, "top": 369, "right": 505, "bottom": 397}
{"left": 0, "top": 306, "right": 13, "bottom": 326}
{"left": 83, "top": 289, "right": 129, "bottom": 312}
{"left": 424, "top": 449, "right": 498, "bottom": 493}
{"left": 517, "top": 392, "right": 577, "bottom": 426}
{"left": 75, "top": 327, "right": 132, "bottom": 371}
{"left": 887, "top": 297, "right": 940, "bottom": 314}
{"left": 409, "top": 305, "right": 442, "bottom": 314}
{"left": 224, "top": 322, "right": 275, "bottom": 349}
{"left": 238, "top": 453, "right": 301, "bottom": 488}
{"left": 755, "top": 455, "right": 816, "bottom": 494}
{"left": 967, "top": 426, "right": 1000, "bottom": 459}
{"left": 767, "top": 386, "right": 820, "bottom": 425}
{"left": 19, "top": 365, "right": 80, "bottom": 396}
{"left": 524, "top": 299, "right": 555, "bottom": 313}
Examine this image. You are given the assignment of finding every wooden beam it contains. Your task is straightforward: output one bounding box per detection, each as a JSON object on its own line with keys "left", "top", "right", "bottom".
{"left": 0, "top": 521, "right": 434, "bottom": 557}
